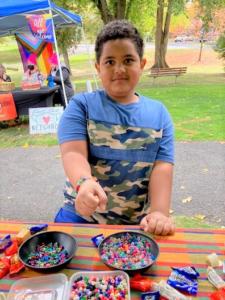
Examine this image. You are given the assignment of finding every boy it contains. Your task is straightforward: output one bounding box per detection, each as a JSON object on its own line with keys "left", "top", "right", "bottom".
{"left": 55, "top": 20, "right": 175, "bottom": 236}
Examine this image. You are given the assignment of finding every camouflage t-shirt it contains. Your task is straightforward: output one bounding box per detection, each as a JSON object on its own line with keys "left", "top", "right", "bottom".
{"left": 58, "top": 90, "right": 174, "bottom": 224}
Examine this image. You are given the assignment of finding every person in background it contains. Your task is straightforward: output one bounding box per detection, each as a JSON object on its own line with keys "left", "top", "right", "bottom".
{"left": 55, "top": 20, "right": 175, "bottom": 236}
{"left": 23, "top": 54, "right": 43, "bottom": 85}
{"left": 0, "top": 64, "right": 11, "bottom": 82}
{"left": 48, "top": 53, "right": 74, "bottom": 107}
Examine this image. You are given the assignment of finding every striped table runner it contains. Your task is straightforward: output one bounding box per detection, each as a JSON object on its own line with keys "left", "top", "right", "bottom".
{"left": 0, "top": 221, "right": 224, "bottom": 299}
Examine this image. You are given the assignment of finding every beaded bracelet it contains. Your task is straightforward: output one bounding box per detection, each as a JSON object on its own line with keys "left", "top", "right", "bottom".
{"left": 75, "top": 176, "right": 92, "bottom": 193}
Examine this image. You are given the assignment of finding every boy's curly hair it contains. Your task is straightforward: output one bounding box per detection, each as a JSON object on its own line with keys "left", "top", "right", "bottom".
{"left": 95, "top": 20, "right": 144, "bottom": 62}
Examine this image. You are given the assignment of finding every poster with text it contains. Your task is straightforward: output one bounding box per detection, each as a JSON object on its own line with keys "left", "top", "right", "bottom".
{"left": 29, "top": 107, "right": 63, "bottom": 134}
{"left": 27, "top": 14, "right": 54, "bottom": 43}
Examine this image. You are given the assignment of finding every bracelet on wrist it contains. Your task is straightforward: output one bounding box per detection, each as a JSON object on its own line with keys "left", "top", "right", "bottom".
{"left": 75, "top": 176, "right": 93, "bottom": 193}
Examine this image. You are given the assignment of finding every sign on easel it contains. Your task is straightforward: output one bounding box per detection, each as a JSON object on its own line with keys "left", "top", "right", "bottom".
{"left": 29, "top": 107, "right": 63, "bottom": 134}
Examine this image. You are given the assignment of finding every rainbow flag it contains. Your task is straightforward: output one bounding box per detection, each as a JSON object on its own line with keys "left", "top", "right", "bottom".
{"left": 15, "top": 33, "right": 53, "bottom": 75}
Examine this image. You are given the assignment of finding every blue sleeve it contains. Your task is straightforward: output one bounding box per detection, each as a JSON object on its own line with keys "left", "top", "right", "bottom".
{"left": 57, "top": 94, "right": 88, "bottom": 144}
{"left": 155, "top": 105, "right": 174, "bottom": 164}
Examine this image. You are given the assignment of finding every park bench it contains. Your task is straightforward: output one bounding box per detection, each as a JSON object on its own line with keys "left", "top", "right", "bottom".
{"left": 149, "top": 67, "right": 187, "bottom": 83}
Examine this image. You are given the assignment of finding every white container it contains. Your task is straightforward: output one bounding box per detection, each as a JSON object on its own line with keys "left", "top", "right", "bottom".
{"left": 7, "top": 271, "right": 130, "bottom": 300}
{"left": 67, "top": 270, "right": 131, "bottom": 300}
{"left": 7, "top": 274, "right": 68, "bottom": 300}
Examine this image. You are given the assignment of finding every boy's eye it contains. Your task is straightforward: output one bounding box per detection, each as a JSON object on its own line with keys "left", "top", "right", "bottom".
{"left": 124, "top": 58, "right": 135, "bottom": 64}
{"left": 105, "top": 60, "right": 114, "bottom": 65}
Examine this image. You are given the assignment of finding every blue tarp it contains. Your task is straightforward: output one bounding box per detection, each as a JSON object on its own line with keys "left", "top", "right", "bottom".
{"left": 0, "top": 0, "right": 82, "bottom": 37}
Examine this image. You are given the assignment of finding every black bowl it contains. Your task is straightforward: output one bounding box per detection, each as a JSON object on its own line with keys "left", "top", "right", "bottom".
{"left": 18, "top": 231, "right": 77, "bottom": 272}
{"left": 98, "top": 231, "right": 159, "bottom": 274}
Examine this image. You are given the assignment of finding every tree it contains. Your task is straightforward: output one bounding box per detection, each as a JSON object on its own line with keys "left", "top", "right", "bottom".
{"left": 194, "top": 0, "right": 225, "bottom": 61}
{"left": 90, "top": 0, "right": 128, "bottom": 23}
{"left": 152, "top": 0, "right": 186, "bottom": 69}
{"left": 54, "top": 0, "right": 83, "bottom": 70}
{"left": 215, "top": 33, "right": 225, "bottom": 68}
{"left": 81, "top": 0, "right": 187, "bottom": 68}
{"left": 56, "top": 27, "right": 82, "bottom": 70}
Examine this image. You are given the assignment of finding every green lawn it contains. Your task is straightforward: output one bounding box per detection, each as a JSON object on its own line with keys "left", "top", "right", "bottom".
{"left": 1, "top": 74, "right": 224, "bottom": 146}
{"left": 0, "top": 42, "right": 225, "bottom": 144}
{"left": 139, "top": 81, "right": 225, "bottom": 141}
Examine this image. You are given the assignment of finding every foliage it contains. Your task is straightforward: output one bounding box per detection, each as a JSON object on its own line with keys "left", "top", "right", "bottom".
{"left": 215, "top": 33, "right": 225, "bottom": 64}
{"left": 169, "top": 13, "right": 189, "bottom": 36}
{"left": 126, "top": 0, "right": 156, "bottom": 39}
{"left": 76, "top": 2, "right": 103, "bottom": 43}
{"left": 53, "top": 0, "right": 83, "bottom": 63}
{"left": 56, "top": 27, "right": 82, "bottom": 53}
{"left": 194, "top": 0, "right": 225, "bottom": 35}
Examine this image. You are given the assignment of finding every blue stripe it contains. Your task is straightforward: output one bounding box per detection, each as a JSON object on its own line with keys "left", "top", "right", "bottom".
{"left": 90, "top": 144, "right": 157, "bottom": 162}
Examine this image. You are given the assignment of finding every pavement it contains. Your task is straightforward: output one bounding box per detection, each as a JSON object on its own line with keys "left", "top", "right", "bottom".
{"left": 0, "top": 142, "right": 224, "bottom": 226}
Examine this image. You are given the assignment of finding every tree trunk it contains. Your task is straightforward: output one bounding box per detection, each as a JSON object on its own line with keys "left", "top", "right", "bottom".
{"left": 152, "top": 0, "right": 173, "bottom": 69}
{"left": 62, "top": 49, "right": 71, "bottom": 73}
{"left": 198, "top": 32, "right": 206, "bottom": 62}
{"left": 116, "top": 0, "right": 126, "bottom": 19}
{"left": 93, "top": 0, "right": 114, "bottom": 24}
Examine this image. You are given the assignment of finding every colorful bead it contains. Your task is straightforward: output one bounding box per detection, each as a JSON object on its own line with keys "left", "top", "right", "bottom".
{"left": 75, "top": 176, "right": 92, "bottom": 193}
{"left": 70, "top": 274, "right": 129, "bottom": 299}
{"left": 26, "top": 242, "right": 69, "bottom": 267}
{"left": 100, "top": 232, "right": 155, "bottom": 270}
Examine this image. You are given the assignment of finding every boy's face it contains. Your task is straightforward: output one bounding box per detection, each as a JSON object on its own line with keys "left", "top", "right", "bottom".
{"left": 95, "top": 38, "right": 146, "bottom": 104}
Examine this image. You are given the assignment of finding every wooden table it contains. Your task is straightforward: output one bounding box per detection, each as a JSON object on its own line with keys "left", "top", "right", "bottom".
{"left": 0, "top": 221, "right": 224, "bottom": 299}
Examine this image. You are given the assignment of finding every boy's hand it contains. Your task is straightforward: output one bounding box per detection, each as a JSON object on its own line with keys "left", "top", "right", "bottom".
{"left": 75, "top": 179, "right": 107, "bottom": 217}
{"left": 140, "top": 211, "right": 175, "bottom": 236}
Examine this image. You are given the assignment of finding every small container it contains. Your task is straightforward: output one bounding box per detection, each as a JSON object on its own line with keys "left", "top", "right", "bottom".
{"left": 7, "top": 273, "right": 68, "bottom": 300}
{"left": 18, "top": 231, "right": 77, "bottom": 272}
{"left": 0, "top": 81, "right": 15, "bottom": 92}
{"left": 66, "top": 270, "right": 130, "bottom": 300}
{"left": 98, "top": 231, "right": 159, "bottom": 274}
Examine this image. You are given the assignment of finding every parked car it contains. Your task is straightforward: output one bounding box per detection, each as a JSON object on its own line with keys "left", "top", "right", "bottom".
{"left": 174, "top": 35, "right": 194, "bottom": 42}
{"left": 199, "top": 38, "right": 207, "bottom": 43}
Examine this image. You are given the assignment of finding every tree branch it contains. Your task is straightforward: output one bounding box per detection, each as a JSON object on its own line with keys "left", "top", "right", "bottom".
{"left": 91, "top": 0, "right": 114, "bottom": 23}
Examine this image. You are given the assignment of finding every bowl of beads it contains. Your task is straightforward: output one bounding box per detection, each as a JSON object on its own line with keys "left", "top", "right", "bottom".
{"left": 18, "top": 231, "right": 77, "bottom": 272}
{"left": 98, "top": 231, "right": 159, "bottom": 274}
{"left": 68, "top": 271, "right": 130, "bottom": 300}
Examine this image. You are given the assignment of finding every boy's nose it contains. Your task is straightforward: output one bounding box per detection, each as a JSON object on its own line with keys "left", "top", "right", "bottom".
{"left": 114, "top": 63, "right": 125, "bottom": 73}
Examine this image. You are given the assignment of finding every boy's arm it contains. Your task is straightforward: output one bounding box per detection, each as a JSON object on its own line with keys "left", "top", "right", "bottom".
{"left": 60, "top": 140, "right": 91, "bottom": 184}
{"left": 149, "top": 161, "right": 173, "bottom": 216}
{"left": 60, "top": 140, "right": 107, "bottom": 216}
{"left": 140, "top": 161, "right": 175, "bottom": 235}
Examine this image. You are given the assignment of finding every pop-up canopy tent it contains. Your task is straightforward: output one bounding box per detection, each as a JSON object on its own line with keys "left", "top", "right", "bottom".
{"left": 0, "top": 0, "right": 82, "bottom": 37}
{"left": 0, "top": 0, "right": 82, "bottom": 105}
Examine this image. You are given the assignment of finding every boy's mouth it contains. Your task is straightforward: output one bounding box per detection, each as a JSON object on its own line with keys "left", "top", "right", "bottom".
{"left": 112, "top": 77, "right": 128, "bottom": 81}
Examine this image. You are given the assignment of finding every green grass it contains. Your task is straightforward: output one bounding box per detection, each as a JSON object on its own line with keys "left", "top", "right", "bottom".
{"left": 1, "top": 41, "right": 225, "bottom": 145}
{"left": 1, "top": 77, "right": 225, "bottom": 147}
{"left": 138, "top": 79, "right": 225, "bottom": 141}
{"left": 174, "top": 216, "right": 219, "bottom": 229}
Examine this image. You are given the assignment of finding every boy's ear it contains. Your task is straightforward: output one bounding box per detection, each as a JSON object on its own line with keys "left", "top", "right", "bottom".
{"left": 95, "top": 62, "right": 100, "bottom": 74}
{"left": 140, "top": 58, "right": 147, "bottom": 70}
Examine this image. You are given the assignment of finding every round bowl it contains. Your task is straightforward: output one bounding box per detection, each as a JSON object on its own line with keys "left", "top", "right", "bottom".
{"left": 98, "top": 231, "right": 159, "bottom": 274}
{"left": 18, "top": 231, "right": 77, "bottom": 272}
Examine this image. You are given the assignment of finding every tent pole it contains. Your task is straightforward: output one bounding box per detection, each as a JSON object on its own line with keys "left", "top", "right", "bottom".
{"left": 48, "top": 1, "right": 68, "bottom": 107}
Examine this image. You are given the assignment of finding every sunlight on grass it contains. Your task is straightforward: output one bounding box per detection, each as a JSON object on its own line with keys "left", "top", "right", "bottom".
{"left": 174, "top": 216, "right": 219, "bottom": 229}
